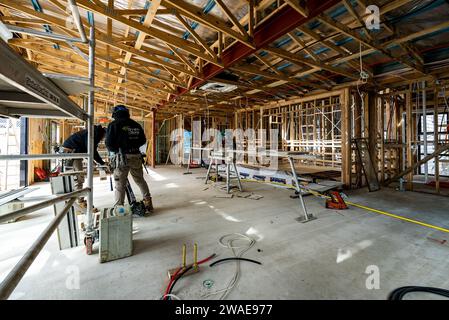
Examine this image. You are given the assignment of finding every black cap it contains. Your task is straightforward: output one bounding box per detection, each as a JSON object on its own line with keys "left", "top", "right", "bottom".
{"left": 112, "top": 105, "right": 130, "bottom": 119}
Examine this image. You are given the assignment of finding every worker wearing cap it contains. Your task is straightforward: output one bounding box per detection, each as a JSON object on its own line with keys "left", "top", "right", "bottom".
{"left": 62, "top": 125, "right": 106, "bottom": 207}
{"left": 105, "top": 105, "right": 153, "bottom": 213}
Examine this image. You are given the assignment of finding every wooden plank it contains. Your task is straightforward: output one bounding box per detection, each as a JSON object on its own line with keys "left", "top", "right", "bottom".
{"left": 341, "top": 88, "right": 352, "bottom": 187}
{"left": 175, "top": 12, "right": 217, "bottom": 59}
{"left": 214, "top": 0, "right": 248, "bottom": 37}
{"left": 163, "top": 0, "right": 254, "bottom": 49}
{"left": 265, "top": 47, "right": 359, "bottom": 80}
{"left": 406, "top": 89, "right": 413, "bottom": 190}
{"left": 318, "top": 14, "right": 424, "bottom": 75}
{"left": 115, "top": 0, "right": 160, "bottom": 92}
{"left": 75, "top": 0, "right": 209, "bottom": 59}
{"left": 380, "top": 0, "right": 413, "bottom": 15}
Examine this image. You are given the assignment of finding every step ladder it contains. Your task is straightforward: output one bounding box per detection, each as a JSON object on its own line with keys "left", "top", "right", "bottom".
{"left": 353, "top": 138, "right": 380, "bottom": 192}
{"left": 1, "top": 119, "right": 20, "bottom": 191}
{"left": 205, "top": 151, "right": 243, "bottom": 194}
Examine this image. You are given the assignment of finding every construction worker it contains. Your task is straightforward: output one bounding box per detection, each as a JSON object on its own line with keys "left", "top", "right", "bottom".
{"left": 105, "top": 105, "right": 153, "bottom": 213}
{"left": 62, "top": 125, "right": 106, "bottom": 207}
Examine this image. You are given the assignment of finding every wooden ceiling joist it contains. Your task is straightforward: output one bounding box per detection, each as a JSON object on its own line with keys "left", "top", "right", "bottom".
{"left": 162, "top": 0, "right": 254, "bottom": 49}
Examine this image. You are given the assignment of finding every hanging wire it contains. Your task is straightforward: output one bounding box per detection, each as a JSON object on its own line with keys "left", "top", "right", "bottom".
{"left": 354, "top": 42, "right": 368, "bottom": 126}
{"left": 204, "top": 93, "right": 210, "bottom": 130}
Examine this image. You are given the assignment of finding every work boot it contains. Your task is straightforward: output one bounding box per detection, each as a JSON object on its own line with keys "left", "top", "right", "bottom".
{"left": 143, "top": 197, "right": 154, "bottom": 214}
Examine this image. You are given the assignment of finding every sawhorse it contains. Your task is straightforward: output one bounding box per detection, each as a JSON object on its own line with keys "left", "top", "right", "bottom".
{"left": 205, "top": 151, "right": 243, "bottom": 194}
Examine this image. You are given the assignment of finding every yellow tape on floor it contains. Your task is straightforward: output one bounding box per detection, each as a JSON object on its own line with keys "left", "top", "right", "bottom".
{"left": 241, "top": 179, "right": 449, "bottom": 234}
{"left": 345, "top": 201, "right": 449, "bottom": 234}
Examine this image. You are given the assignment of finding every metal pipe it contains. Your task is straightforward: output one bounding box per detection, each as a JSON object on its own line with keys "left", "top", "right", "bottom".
{"left": 422, "top": 81, "right": 428, "bottom": 183}
{"left": 65, "top": 41, "right": 89, "bottom": 61}
{"left": 5, "top": 24, "right": 83, "bottom": 43}
{"left": 0, "top": 20, "right": 13, "bottom": 41}
{"left": 14, "top": 195, "right": 58, "bottom": 203}
{"left": 0, "top": 153, "right": 89, "bottom": 161}
{"left": 86, "top": 21, "right": 95, "bottom": 235}
{"left": 287, "top": 156, "right": 314, "bottom": 222}
{"left": 0, "top": 188, "right": 89, "bottom": 224}
{"left": 0, "top": 197, "right": 77, "bottom": 299}
{"left": 68, "top": 0, "right": 88, "bottom": 43}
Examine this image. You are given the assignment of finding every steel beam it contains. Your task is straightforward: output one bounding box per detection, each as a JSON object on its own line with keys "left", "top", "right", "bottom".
{"left": 0, "top": 39, "right": 87, "bottom": 120}
{"left": 5, "top": 24, "right": 84, "bottom": 43}
{"left": 0, "top": 105, "right": 70, "bottom": 118}
{"left": 0, "top": 91, "right": 43, "bottom": 104}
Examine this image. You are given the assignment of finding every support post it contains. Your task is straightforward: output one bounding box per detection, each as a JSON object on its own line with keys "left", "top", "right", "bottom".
{"left": 368, "top": 91, "right": 378, "bottom": 172}
{"left": 341, "top": 88, "right": 351, "bottom": 188}
{"left": 422, "top": 81, "right": 428, "bottom": 183}
{"left": 152, "top": 110, "right": 156, "bottom": 168}
{"left": 354, "top": 90, "right": 363, "bottom": 187}
{"left": 406, "top": 89, "right": 413, "bottom": 190}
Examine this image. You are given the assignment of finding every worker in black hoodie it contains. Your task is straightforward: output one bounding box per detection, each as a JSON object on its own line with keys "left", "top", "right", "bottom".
{"left": 106, "top": 105, "right": 153, "bottom": 213}
{"left": 62, "top": 125, "right": 106, "bottom": 206}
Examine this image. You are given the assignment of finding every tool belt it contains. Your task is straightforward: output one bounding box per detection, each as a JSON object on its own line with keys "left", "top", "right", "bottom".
{"left": 110, "top": 152, "right": 128, "bottom": 170}
{"left": 110, "top": 151, "right": 145, "bottom": 171}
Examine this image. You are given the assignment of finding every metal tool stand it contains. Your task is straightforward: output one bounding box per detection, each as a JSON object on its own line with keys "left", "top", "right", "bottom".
{"left": 205, "top": 150, "right": 220, "bottom": 184}
{"left": 206, "top": 151, "right": 243, "bottom": 194}
{"left": 184, "top": 148, "right": 193, "bottom": 175}
{"left": 287, "top": 155, "right": 316, "bottom": 223}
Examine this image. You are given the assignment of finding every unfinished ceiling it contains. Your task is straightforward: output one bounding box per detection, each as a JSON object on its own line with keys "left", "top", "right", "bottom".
{"left": 1, "top": 0, "right": 449, "bottom": 119}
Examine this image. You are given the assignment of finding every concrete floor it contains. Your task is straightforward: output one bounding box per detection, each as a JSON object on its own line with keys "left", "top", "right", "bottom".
{"left": 1, "top": 165, "right": 449, "bottom": 300}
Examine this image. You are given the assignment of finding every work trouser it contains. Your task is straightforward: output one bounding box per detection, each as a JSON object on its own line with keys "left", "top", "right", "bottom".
{"left": 114, "top": 154, "right": 151, "bottom": 206}
{"left": 63, "top": 149, "right": 85, "bottom": 202}
{"left": 72, "top": 159, "right": 85, "bottom": 192}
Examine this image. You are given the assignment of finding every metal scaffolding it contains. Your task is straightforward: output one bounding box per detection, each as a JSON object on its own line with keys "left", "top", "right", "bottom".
{"left": 0, "top": 4, "right": 95, "bottom": 300}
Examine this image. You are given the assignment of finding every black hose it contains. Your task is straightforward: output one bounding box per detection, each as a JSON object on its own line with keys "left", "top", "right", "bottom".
{"left": 209, "top": 257, "right": 262, "bottom": 267}
{"left": 388, "top": 286, "right": 449, "bottom": 300}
